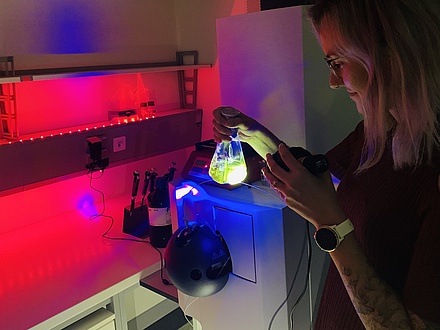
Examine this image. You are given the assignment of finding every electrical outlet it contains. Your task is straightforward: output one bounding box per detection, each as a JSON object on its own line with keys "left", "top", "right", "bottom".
{"left": 113, "top": 136, "right": 126, "bottom": 152}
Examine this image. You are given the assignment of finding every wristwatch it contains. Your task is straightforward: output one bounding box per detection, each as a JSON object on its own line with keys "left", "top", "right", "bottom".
{"left": 314, "top": 219, "right": 354, "bottom": 252}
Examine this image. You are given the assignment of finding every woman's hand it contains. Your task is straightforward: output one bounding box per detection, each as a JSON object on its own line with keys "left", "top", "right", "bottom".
{"left": 212, "top": 106, "right": 261, "bottom": 143}
{"left": 212, "top": 106, "right": 283, "bottom": 158}
{"left": 262, "top": 143, "right": 346, "bottom": 229}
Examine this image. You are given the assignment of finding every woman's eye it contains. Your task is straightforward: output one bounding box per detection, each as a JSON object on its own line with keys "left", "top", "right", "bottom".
{"left": 332, "top": 62, "right": 342, "bottom": 69}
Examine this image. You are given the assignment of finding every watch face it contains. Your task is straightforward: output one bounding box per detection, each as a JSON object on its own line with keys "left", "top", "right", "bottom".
{"left": 315, "top": 227, "right": 338, "bottom": 252}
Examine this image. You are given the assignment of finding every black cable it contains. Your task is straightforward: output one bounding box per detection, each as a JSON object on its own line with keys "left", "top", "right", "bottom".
{"left": 289, "top": 222, "right": 313, "bottom": 329}
{"left": 147, "top": 242, "right": 172, "bottom": 286}
{"left": 268, "top": 219, "right": 309, "bottom": 330}
{"left": 236, "top": 182, "right": 313, "bottom": 330}
{"left": 87, "top": 167, "right": 172, "bottom": 286}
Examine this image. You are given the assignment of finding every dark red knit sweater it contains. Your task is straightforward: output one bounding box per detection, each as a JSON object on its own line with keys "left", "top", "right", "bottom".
{"left": 315, "top": 121, "right": 440, "bottom": 329}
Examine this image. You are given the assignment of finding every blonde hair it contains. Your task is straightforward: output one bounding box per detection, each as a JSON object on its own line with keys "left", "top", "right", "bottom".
{"left": 309, "top": 0, "right": 440, "bottom": 171}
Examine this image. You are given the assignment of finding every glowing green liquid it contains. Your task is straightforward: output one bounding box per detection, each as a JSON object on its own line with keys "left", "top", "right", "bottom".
{"left": 209, "top": 161, "right": 247, "bottom": 185}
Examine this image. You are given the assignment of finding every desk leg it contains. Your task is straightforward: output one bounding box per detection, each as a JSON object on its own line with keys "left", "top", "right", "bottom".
{"left": 108, "top": 292, "right": 128, "bottom": 330}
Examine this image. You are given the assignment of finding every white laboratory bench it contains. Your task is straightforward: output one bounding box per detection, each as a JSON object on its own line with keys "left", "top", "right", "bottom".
{"left": 0, "top": 195, "right": 164, "bottom": 330}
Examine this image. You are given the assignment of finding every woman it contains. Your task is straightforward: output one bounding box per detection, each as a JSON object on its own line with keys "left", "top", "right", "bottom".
{"left": 212, "top": 0, "right": 440, "bottom": 329}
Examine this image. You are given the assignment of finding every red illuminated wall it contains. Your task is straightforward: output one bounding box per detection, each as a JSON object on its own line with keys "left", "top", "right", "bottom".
{"left": 0, "top": 0, "right": 249, "bottom": 238}
{"left": 15, "top": 72, "right": 180, "bottom": 135}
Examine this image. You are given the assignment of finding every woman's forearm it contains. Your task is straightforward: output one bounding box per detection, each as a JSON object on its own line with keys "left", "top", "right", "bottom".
{"left": 239, "top": 125, "right": 283, "bottom": 158}
{"left": 331, "top": 234, "right": 418, "bottom": 329}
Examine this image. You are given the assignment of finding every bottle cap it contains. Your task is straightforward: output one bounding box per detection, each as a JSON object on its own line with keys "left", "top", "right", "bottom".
{"left": 221, "top": 107, "right": 240, "bottom": 119}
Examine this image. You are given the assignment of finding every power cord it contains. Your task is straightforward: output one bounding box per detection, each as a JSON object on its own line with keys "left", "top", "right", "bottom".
{"left": 239, "top": 181, "right": 313, "bottom": 330}
{"left": 289, "top": 222, "right": 313, "bottom": 330}
{"left": 182, "top": 295, "right": 199, "bottom": 329}
{"left": 87, "top": 167, "right": 172, "bottom": 287}
{"left": 267, "top": 219, "right": 311, "bottom": 330}
{"left": 148, "top": 243, "right": 171, "bottom": 286}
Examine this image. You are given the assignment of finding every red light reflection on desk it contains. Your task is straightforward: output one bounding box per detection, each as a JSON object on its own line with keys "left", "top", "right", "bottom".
{"left": 0, "top": 236, "right": 110, "bottom": 298}
{"left": 0, "top": 192, "right": 116, "bottom": 299}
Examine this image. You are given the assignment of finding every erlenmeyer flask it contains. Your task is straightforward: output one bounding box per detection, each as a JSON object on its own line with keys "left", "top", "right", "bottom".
{"left": 209, "top": 107, "right": 247, "bottom": 185}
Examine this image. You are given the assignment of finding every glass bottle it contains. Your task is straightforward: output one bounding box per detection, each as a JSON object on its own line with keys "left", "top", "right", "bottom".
{"left": 139, "top": 102, "right": 149, "bottom": 119}
{"left": 147, "top": 100, "right": 156, "bottom": 117}
{"left": 147, "top": 175, "right": 172, "bottom": 248}
{"left": 209, "top": 107, "right": 247, "bottom": 185}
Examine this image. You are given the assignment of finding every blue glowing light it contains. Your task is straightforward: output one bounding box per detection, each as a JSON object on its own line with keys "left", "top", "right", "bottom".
{"left": 77, "top": 194, "right": 98, "bottom": 217}
{"left": 48, "top": 4, "right": 100, "bottom": 54}
{"left": 175, "top": 184, "right": 199, "bottom": 200}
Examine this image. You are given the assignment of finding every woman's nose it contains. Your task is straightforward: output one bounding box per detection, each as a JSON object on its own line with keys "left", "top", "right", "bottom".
{"left": 329, "top": 73, "right": 343, "bottom": 89}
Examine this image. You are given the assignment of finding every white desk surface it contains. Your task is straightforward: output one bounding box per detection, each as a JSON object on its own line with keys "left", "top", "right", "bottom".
{"left": 0, "top": 195, "right": 160, "bottom": 330}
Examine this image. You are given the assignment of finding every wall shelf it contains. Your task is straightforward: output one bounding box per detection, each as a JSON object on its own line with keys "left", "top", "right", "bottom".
{"left": 0, "top": 62, "right": 211, "bottom": 84}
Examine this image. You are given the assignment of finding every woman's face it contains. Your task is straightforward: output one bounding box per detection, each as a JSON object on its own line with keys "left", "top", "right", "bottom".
{"left": 319, "top": 29, "right": 369, "bottom": 112}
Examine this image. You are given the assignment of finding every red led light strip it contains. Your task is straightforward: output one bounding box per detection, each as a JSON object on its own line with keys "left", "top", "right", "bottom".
{"left": 2, "top": 115, "right": 156, "bottom": 146}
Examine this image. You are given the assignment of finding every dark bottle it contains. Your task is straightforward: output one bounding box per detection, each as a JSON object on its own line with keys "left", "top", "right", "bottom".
{"left": 147, "top": 175, "right": 172, "bottom": 248}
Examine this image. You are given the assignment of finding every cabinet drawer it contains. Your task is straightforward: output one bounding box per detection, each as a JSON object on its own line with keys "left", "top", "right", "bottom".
{"left": 63, "top": 308, "right": 115, "bottom": 330}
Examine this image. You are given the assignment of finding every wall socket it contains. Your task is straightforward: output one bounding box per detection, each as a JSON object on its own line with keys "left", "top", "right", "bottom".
{"left": 113, "top": 136, "right": 126, "bottom": 152}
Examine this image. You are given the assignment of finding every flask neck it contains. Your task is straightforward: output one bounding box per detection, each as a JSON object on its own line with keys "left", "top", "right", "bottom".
{"left": 230, "top": 128, "right": 239, "bottom": 139}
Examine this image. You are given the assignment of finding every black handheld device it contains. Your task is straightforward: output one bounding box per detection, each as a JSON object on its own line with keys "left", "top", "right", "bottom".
{"left": 271, "top": 147, "right": 329, "bottom": 175}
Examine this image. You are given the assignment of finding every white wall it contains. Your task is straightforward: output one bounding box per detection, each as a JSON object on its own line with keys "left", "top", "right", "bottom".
{"left": 0, "top": 0, "right": 178, "bottom": 69}
{"left": 173, "top": 0, "right": 249, "bottom": 141}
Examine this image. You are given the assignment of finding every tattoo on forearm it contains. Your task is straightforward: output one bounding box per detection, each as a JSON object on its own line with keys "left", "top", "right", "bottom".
{"left": 409, "top": 312, "right": 440, "bottom": 330}
{"left": 342, "top": 266, "right": 412, "bottom": 329}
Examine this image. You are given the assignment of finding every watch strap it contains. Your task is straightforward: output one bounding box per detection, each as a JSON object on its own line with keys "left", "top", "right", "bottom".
{"left": 333, "top": 218, "right": 354, "bottom": 239}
